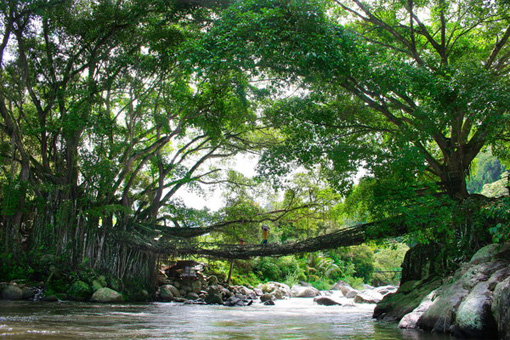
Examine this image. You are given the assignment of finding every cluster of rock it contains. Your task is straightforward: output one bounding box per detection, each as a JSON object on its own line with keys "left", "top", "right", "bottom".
{"left": 157, "top": 268, "right": 397, "bottom": 308}
{"left": 375, "top": 242, "right": 510, "bottom": 339}
{"left": 1, "top": 275, "right": 126, "bottom": 303}
{"left": 1, "top": 281, "right": 40, "bottom": 301}
{"left": 331, "top": 280, "right": 396, "bottom": 304}
{"left": 158, "top": 272, "right": 266, "bottom": 306}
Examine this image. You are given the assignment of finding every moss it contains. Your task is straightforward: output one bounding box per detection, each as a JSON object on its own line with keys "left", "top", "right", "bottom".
{"left": 373, "top": 278, "right": 442, "bottom": 321}
{"left": 67, "top": 280, "right": 92, "bottom": 301}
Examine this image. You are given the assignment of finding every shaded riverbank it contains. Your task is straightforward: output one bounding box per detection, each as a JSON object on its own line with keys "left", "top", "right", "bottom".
{"left": 0, "top": 297, "right": 454, "bottom": 340}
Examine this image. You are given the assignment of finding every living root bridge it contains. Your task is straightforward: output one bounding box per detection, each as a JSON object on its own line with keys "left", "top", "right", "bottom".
{"left": 151, "top": 219, "right": 409, "bottom": 259}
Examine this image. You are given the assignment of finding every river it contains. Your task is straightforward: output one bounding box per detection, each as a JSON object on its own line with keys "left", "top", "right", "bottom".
{"left": 0, "top": 295, "right": 452, "bottom": 340}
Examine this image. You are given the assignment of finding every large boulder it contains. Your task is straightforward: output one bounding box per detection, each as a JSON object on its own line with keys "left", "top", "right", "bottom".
{"left": 258, "top": 282, "right": 291, "bottom": 299}
{"left": 314, "top": 296, "right": 341, "bottom": 306}
{"left": 334, "top": 281, "right": 358, "bottom": 298}
{"left": 374, "top": 285, "right": 397, "bottom": 296}
{"left": 417, "top": 278, "right": 470, "bottom": 333}
{"left": 205, "top": 293, "right": 223, "bottom": 305}
{"left": 454, "top": 280, "right": 498, "bottom": 338}
{"left": 159, "top": 284, "right": 180, "bottom": 301}
{"left": 91, "top": 288, "right": 123, "bottom": 303}
{"left": 291, "top": 284, "right": 320, "bottom": 298}
{"left": 399, "top": 291, "right": 436, "bottom": 329}
{"left": 21, "top": 286, "right": 35, "bottom": 300}
{"left": 385, "top": 242, "right": 510, "bottom": 339}
{"left": 345, "top": 289, "right": 359, "bottom": 299}
{"left": 353, "top": 289, "right": 383, "bottom": 304}
{"left": 492, "top": 276, "right": 510, "bottom": 340}
{"left": 374, "top": 278, "right": 442, "bottom": 321}
{"left": 417, "top": 247, "right": 510, "bottom": 336}
{"left": 67, "top": 280, "right": 92, "bottom": 301}
{"left": 191, "top": 280, "right": 202, "bottom": 294}
{"left": 186, "top": 292, "right": 200, "bottom": 300}
{"left": 2, "top": 285, "right": 23, "bottom": 300}
{"left": 232, "top": 285, "right": 257, "bottom": 299}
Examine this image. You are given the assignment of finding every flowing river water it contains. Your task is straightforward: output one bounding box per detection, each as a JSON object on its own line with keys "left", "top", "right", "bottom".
{"left": 0, "top": 294, "right": 452, "bottom": 340}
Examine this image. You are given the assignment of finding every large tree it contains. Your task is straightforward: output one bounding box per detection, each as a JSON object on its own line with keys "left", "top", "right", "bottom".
{"left": 201, "top": 0, "right": 510, "bottom": 200}
{"left": 0, "top": 0, "right": 260, "bottom": 283}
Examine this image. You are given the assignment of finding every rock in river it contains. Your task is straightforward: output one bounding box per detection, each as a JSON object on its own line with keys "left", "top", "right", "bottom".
{"left": 313, "top": 296, "right": 341, "bottom": 306}
{"left": 91, "top": 288, "right": 123, "bottom": 303}
{"left": 2, "top": 285, "right": 23, "bottom": 300}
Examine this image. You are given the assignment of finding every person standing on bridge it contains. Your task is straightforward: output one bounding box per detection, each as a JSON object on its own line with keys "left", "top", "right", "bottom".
{"left": 261, "top": 225, "right": 270, "bottom": 245}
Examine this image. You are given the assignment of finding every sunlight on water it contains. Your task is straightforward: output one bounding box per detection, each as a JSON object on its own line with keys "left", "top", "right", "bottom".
{"left": 0, "top": 295, "right": 452, "bottom": 340}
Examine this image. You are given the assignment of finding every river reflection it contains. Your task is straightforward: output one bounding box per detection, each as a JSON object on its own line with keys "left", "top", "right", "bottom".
{"left": 0, "top": 296, "right": 452, "bottom": 340}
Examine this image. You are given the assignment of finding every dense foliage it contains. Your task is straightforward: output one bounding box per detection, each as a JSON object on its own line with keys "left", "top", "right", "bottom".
{"left": 1, "top": 0, "right": 509, "bottom": 295}
{"left": 0, "top": 0, "right": 257, "bottom": 288}
{"left": 202, "top": 0, "right": 510, "bottom": 200}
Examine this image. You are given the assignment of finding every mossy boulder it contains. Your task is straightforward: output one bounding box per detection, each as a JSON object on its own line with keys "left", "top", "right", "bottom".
{"left": 373, "top": 278, "right": 442, "bottom": 321}
{"left": 392, "top": 243, "right": 510, "bottom": 339}
{"left": 2, "top": 285, "right": 23, "bottom": 300}
{"left": 493, "top": 276, "right": 510, "bottom": 340}
{"left": 90, "top": 288, "right": 123, "bottom": 303}
{"left": 67, "top": 280, "right": 92, "bottom": 301}
{"left": 21, "top": 287, "right": 35, "bottom": 300}
{"left": 159, "top": 284, "right": 178, "bottom": 301}
{"left": 204, "top": 293, "right": 223, "bottom": 305}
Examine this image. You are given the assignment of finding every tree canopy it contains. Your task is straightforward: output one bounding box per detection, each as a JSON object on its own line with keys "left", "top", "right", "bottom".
{"left": 201, "top": 0, "right": 510, "bottom": 199}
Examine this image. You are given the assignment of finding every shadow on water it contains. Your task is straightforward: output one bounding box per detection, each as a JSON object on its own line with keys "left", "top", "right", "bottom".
{"left": 0, "top": 299, "right": 453, "bottom": 340}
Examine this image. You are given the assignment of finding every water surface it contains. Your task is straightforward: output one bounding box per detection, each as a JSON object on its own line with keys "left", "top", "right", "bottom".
{"left": 0, "top": 295, "right": 452, "bottom": 340}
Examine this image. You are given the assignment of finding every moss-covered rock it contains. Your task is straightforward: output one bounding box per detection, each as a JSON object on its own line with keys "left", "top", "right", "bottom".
{"left": 21, "top": 286, "right": 35, "bottom": 300}
{"left": 455, "top": 281, "right": 497, "bottom": 338}
{"left": 2, "top": 285, "right": 23, "bottom": 300}
{"left": 492, "top": 276, "right": 510, "bottom": 340}
{"left": 159, "top": 284, "right": 177, "bottom": 301}
{"left": 90, "top": 288, "right": 123, "bottom": 303}
{"left": 373, "top": 278, "right": 442, "bottom": 321}
{"left": 387, "top": 242, "right": 510, "bottom": 339}
{"left": 67, "top": 280, "right": 92, "bottom": 301}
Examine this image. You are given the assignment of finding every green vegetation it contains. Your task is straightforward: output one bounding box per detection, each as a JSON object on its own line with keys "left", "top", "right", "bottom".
{"left": 1, "top": 0, "right": 509, "bottom": 296}
{"left": 467, "top": 149, "right": 506, "bottom": 194}
{"left": 202, "top": 243, "right": 407, "bottom": 289}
